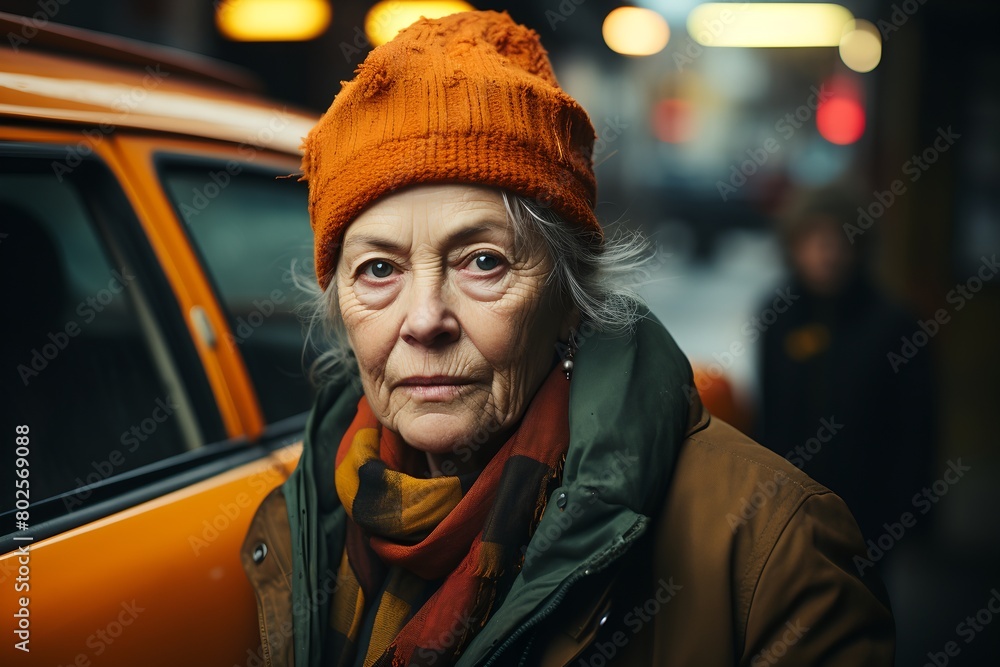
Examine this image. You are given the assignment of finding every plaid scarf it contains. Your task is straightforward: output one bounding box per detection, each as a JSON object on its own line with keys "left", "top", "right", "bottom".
{"left": 328, "top": 366, "right": 569, "bottom": 667}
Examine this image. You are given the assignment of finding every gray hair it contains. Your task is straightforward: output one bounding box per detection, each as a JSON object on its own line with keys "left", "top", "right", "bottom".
{"left": 297, "top": 192, "right": 656, "bottom": 386}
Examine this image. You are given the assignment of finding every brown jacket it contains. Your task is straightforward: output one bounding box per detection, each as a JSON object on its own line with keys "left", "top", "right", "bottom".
{"left": 242, "top": 400, "right": 894, "bottom": 666}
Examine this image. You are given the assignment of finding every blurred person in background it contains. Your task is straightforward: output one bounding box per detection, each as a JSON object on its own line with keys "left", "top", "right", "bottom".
{"left": 241, "top": 12, "right": 893, "bottom": 666}
{"left": 757, "top": 191, "right": 935, "bottom": 544}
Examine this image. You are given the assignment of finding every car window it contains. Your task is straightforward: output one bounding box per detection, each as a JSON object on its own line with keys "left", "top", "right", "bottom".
{"left": 0, "top": 150, "right": 226, "bottom": 516}
{"left": 158, "top": 160, "right": 316, "bottom": 424}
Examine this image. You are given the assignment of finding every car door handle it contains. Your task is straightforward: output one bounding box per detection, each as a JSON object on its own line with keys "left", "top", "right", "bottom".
{"left": 190, "top": 305, "right": 217, "bottom": 349}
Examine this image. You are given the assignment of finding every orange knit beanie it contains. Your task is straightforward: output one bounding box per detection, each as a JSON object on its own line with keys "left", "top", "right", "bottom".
{"left": 301, "top": 10, "right": 600, "bottom": 288}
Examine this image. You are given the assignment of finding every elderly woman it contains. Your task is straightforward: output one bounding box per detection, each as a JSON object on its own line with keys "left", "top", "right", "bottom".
{"left": 242, "top": 11, "right": 893, "bottom": 667}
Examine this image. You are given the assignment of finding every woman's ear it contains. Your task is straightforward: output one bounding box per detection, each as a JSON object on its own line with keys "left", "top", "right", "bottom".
{"left": 559, "top": 305, "right": 581, "bottom": 341}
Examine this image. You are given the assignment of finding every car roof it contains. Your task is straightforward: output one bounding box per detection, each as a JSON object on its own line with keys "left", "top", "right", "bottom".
{"left": 0, "top": 11, "right": 316, "bottom": 155}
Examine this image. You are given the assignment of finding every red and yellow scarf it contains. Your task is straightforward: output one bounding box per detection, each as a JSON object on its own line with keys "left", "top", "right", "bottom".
{"left": 329, "top": 367, "right": 570, "bottom": 667}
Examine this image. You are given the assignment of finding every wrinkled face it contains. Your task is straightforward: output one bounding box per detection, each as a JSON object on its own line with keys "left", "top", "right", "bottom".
{"left": 335, "top": 184, "right": 573, "bottom": 471}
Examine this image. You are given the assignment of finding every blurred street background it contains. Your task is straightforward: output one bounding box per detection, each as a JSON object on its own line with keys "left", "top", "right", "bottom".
{"left": 2, "top": 0, "right": 997, "bottom": 663}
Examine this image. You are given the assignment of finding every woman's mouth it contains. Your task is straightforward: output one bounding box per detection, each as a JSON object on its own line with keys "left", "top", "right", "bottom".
{"left": 397, "top": 376, "right": 474, "bottom": 401}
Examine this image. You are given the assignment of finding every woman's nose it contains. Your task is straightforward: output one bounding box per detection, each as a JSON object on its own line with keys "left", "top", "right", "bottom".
{"left": 400, "top": 277, "right": 460, "bottom": 348}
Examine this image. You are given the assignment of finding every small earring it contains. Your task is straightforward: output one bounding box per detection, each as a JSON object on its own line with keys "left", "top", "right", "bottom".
{"left": 561, "top": 329, "right": 577, "bottom": 380}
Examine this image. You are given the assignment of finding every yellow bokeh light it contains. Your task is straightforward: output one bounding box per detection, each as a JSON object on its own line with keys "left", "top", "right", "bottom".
{"left": 603, "top": 7, "right": 670, "bottom": 56}
{"left": 687, "top": 3, "right": 854, "bottom": 48}
{"left": 365, "top": 1, "right": 476, "bottom": 47}
{"left": 839, "top": 19, "right": 881, "bottom": 72}
{"left": 216, "top": 0, "right": 331, "bottom": 41}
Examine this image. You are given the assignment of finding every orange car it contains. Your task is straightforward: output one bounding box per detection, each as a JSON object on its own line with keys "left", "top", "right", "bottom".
{"left": 1, "top": 12, "right": 321, "bottom": 665}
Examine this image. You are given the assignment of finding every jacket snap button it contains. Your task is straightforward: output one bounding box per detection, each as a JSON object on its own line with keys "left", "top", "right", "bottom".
{"left": 252, "top": 543, "right": 268, "bottom": 564}
{"left": 556, "top": 492, "right": 567, "bottom": 510}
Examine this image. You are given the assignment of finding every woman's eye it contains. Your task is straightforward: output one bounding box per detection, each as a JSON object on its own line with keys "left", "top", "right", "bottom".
{"left": 471, "top": 253, "right": 501, "bottom": 272}
{"left": 364, "top": 260, "right": 394, "bottom": 279}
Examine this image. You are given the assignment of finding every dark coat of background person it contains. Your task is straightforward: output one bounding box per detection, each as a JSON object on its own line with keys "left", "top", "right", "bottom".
{"left": 759, "top": 273, "right": 936, "bottom": 542}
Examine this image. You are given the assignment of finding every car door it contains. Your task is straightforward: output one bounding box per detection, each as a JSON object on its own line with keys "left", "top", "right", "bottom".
{"left": 0, "top": 129, "right": 314, "bottom": 666}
